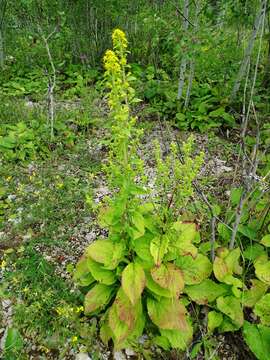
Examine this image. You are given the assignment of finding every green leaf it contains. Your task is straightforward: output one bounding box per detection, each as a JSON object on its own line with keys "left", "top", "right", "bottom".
{"left": 216, "top": 296, "right": 244, "bottom": 328}
{"left": 109, "top": 301, "right": 129, "bottom": 347}
{"left": 100, "top": 320, "right": 112, "bottom": 345}
{"left": 254, "top": 294, "right": 270, "bottom": 325}
{"left": 243, "top": 321, "right": 270, "bottom": 360}
{"left": 254, "top": 255, "right": 270, "bottom": 285}
{"left": 209, "top": 107, "right": 226, "bottom": 118}
{"left": 213, "top": 248, "right": 242, "bottom": 288}
{"left": 132, "top": 211, "right": 145, "bottom": 236}
{"left": 185, "top": 279, "right": 228, "bottom": 304}
{"left": 86, "top": 240, "right": 125, "bottom": 269}
{"left": 243, "top": 244, "right": 266, "bottom": 261}
{"left": 4, "top": 328, "right": 23, "bottom": 354}
{"left": 153, "top": 335, "right": 171, "bottom": 350}
{"left": 84, "top": 284, "right": 114, "bottom": 314}
{"left": 145, "top": 271, "right": 172, "bottom": 298}
{"left": 208, "top": 311, "right": 223, "bottom": 333}
{"left": 243, "top": 279, "right": 268, "bottom": 307}
{"left": 238, "top": 225, "right": 257, "bottom": 240}
{"left": 109, "top": 288, "right": 144, "bottom": 349}
{"left": 150, "top": 235, "right": 169, "bottom": 266}
{"left": 73, "top": 256, "right": 95, "bottom": 286}
{"left": 160, "top": 318, "right": 193, "bottom": 350}
{"left": 175, "top": 254, "right": 212, "bottom": 285}
{"left": 87, "top": 258, "right": 117, "bottom": 285}
{"left": 132, "top": 232, "right": 155, "bottom": 265}
{"left": 150, "top": 263, "right": 184, "bottom": 298}
{"left": 219, "top": 316, "right": 240, "bottom": 332}
{"left": 230, "top": 188, "right": 243, "bottom": 206}
{"left": 172, "top": 222, "right": 198, "bottom": 258}
{"left": 147, "top": 297, "right": 188, "bottom": 331}
{"left": 261, "top": 234, "right": 270, "bottom": 247}
{"left": 122, "top": 262, "right": 145, "bottom": 305}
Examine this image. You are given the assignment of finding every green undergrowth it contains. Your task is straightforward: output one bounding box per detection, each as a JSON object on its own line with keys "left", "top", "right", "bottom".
{"left": 1, "top": 246, "right": 104, "bottom": 359}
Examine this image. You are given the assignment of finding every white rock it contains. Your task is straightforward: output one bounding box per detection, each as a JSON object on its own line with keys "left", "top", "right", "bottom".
{"left": 125, "top": 348, "right": 136, "bottom": 356}
{"left": 114, "top": 351, "right": 127, "bottom": 360}
{"left": 75, "top": 353, "right": 92, "bottom": 360}
{"left": 2, "top": 299, "right": 11, "bottom": 309}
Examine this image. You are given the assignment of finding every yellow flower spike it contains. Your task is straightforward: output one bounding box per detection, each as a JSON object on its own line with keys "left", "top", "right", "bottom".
{"left": 103, "top": 50, "right": 120, "bottom": 73}
{"left": 112, "top": 29, "right": 128, "bottom": 49}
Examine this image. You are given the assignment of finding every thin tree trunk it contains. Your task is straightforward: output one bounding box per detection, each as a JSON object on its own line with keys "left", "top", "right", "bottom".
{"left": 230, "top": 0, "right": 267, "bottom": 101}
{"left": 184, "top": 2, "right": 200, "bottom": 108}
{"left": 0, "top": 27, "right": 4, "bottom": 68}
{"left": 0, "top": 0, "right": 7, "bottom": 68}
{"left": 177, "top": 0, "right": 189, "bottom": 100}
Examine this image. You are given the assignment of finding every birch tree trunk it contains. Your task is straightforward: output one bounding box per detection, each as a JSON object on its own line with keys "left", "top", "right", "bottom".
{"left": 177, "top": 0, "right": 189, "bottom": 100}
{"left": 230, "top": 0, "right": 267, "bottom": 101}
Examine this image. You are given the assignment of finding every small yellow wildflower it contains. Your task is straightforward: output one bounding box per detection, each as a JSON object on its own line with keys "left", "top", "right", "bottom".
{"left": 72, "top": 336, "right": 78, "bottom": 343}
{"left": 75, "top": 306, "right": 84, "bottom": 313}
{"left": 0, "top": 260, "right": 7, "bottom": 269}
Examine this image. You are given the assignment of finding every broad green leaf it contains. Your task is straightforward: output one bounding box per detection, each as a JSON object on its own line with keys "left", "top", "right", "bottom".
{"left": 86, "top": 240, "right": 125, "bottom": 269}
{"left": 216, "top": 296, "right": 244, "bottom": 328}
{"left": 175, "top": 254, "right": 212, "bottom": 285}
{"left": 208, "top": 311, "right": 223, "bottom": 333}
{"left": 122, "top": 262, "right": 145, "bottom": 305}
{"left": 153, "top": 335, "right": 171, "bottom": 350}
{"left": 87, "top": 258, "right": 117, "bottom": 285}
{"left": 151, "top": 263, "right": 184, "bottom": 298}
{"left": 209, "top": 107, "right": 226, "bottom": 117}
{"left": 132, "top": 211, "right": 145, "bottom": 236}
{"left": 238, "top": 225, "right": 257, "bottom": 240}
{"left": 109, "top": 288, "right": 144, "bottom": 349}
{"left": 147, "top": 297, "right": 188, "bottom": 331}
{"left": 115, "top": 288, "right": 139, "bottom": 330}
{"left": 219, "top": 316, "right": 240, "bottom": 332}
{"left": 84, "top": 284, "right": 114, "bottom": 314}
{"left": 243, "top": 244, "right": 266, "bottom": 261}
{"left": 73, "top": 256, "right": 95, "bottom": 286}
{"left": 254, "top": 294, "right": 270, "bottom": 325}
{"left": 150, "top": 235, "right": 169, "bottom": 266}
{"left": 132, "top": 232, "right": 155, "bottom": 265}
{"left": 261, "top": 234, "right": 270, "bottom": 247}
{"left": 100, "top": 321, "right": 112, "bottom": 345}
{"left": 243, "top": 321, "right": 270, "bottom": 360}
{"left": 109, "top": 302, "right": 129, "bottom": 347}
{"left": 230, "top": 188, "right": 243, "bottom": 206}
{"left": 145, "top": 271, "right": 172, "bottom": 297}
{"left": 243, "top": 279, "right": 268, "bottom": 307}
{"left": 217, "top": 223, "right": 231, "bottom": 241}
{"left": 172, "top": 222, "right": 197, "bottom": 242}
{"left": 213, "top": 248, "right": 242, "bottom": 288}
{"left": 160, "top": 318, "right": 193, "bottom": 350}
{"left": 185, "top": 279, "right": 228, "bottom": 304}
{"left": 254, "top": 255, "right": 270, "bottom": 285}
{"left": 172, "top": 222, "right": 198, "bottom": 257}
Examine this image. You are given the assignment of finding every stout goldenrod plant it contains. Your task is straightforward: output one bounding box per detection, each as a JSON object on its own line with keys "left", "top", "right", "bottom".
{"left": 74, "top": 29, "right": 217, "bottom": 351}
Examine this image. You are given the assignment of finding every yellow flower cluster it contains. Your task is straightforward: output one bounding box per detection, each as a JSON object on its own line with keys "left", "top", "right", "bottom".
{"left": 103, "top": 50, "right": 120, "bottom": 73}
{"left": 112, "top": 28, "right": 128, "bottom": 49}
